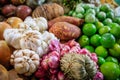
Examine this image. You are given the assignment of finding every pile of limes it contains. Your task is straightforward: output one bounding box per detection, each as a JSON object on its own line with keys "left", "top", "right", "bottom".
{"left": 68, "top": 3, "right": 120, "bottom": 80}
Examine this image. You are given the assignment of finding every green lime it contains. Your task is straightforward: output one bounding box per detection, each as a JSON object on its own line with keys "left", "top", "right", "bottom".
{"left": 82, "top": 23, "right": 97, "bottom": 36}
{"left": 75, "top": 6, "right": 85, "bottom": 14}
{"left": 95, "top": 21, "right": 104, "bottom": 30}
{"left": 98, "top": 26, "right": 111, "bottom": 35}
{"left": 90, "top": 34, "right": 101, "bottom": 47}
{"left": 103, "top": 18, "right": 112, "bottom": 25}
{"left": 109, "top": 43, "right": 120, "bottom": 58}
{"left": 97, "top": 11, "right": 106, "bottom": 21}
{"left": 113, "top": 17, "right": 120, "bottom": 24}
{"left": 108, "top": 23, "right": 119, "bottom": 28}
{"left": 95, "top": 46, "right": 108, "bottom": 58}
{"left": 100, "top": 4, "right": 111, "bottom": 12}
{"left": 94, "top": 7, "right": 100, "bottom": 13}
{"left": 68, "top": 10, "right": 74, "bottom": 16}
{"left": 78, "top": 35, "right": 89, "bottom": 47}
{"left": 106, "top": 11, "right": 115, "bottom": 19}
{"left": 75, "top": 13, "right": 84, "bottom": 18}
{"left": 83, "top": 4, "right": 94, "bottom": 10}
{"left": 72, "top": 11, "right": 77, "bottom": 17}
{"left": 100, "top": 33, "right": 116, "bottom": 48}
{"left": 85, "top": 9, "right": 96, "bottom": 15}
{"left": 98, "top": 56, "right": 106, "bottom": 66}
{"left": 105, "top": 56, "right": 118, "bottom": 64}
{"left": 84, "top": 45, "right": 94, "bottom": 53}
{"left": 85, "top": 13, "right": 96, "bottom": 23}
{"left": 100, "top": 62, "right": 120, "bottom": 80}
{"left": 110, "top": 25, "right": 120, "bottom": 38}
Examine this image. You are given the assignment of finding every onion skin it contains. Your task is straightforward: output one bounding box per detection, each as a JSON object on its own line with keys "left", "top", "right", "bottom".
{"left": 48, "top": 55, "right": 59, "bottom": 69}
{"left": 16, "top": 5, "right": 32, "bottom": 20}
{"left": 57, "top": 71, "right": 65, "bottom": 80}
{"left": 2, "top": 4, "right": 16, "bottom": 17}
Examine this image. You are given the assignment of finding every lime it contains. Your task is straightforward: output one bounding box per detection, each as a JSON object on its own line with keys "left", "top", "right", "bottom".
{"left": 84, "top": 45, "right": 94, "bottom": 53}
{"left": 113, "top": 17, "right": 120, "bottom": 24}
{"left": 78, "top": 35, "right": 89, "bottom": 47}
{"left": 100, "top": 62, "right": 120, "bottom": 80}
{"left": 100, "top": 33, "right": 116, "bottom": 48}
{"left": 110, "top": 25, "right": 120, "bottom": 38}
{"left": 94, "top": 7, "right": 100, "bottom": 13}
{"left": 75, "top": 6, "right": 85, "bottom": 14}
{"left": 82, "top": 23, "right": 97, "bottom": 36}
{"left": 98, "top": 56, "right": 106, "bottom": 66}
{"left": 90, "top": 34, "right": 101, "bottom": 47}
{"left": 72, "top": 11, "right": 77, "bottom": 17}
{"left": 83, "top": 4, "right": 94, "bottom": 10}
{"left": 68, "top": 10, "right": 74, "bottom": 16}
{"left": 100, "top": 4, "right": 111, "bottom": 12}
{"left": 103, "top": 18, "right": 112, "bottom": 25}
{"left": 109, "top": 43, "right": 120, "bottom": 58}
{"left": 95, "top": 21, "right": 104, "bottom": 30}
{"left": 85, "top": 9, "right": 96, "bottom": 15}
{"left": 85, "top": 13, "right": 96, "bottom": 23}
{"left": 106, "top": 11, "right": 115, "bottom": 19}
{"left": 105, "top": 56, "right": 118, "bottom": 64}
{"left": 97, "top": 11, "right": 106, "bottom": 21}
{"left": 75, "top": 13, "right": 84, "bottom": 18}
{"left": 98, "top": 26, "right": 111, "bottom": 35}
{"left": 95, "top": 46, "right": 108, "bottom": 58}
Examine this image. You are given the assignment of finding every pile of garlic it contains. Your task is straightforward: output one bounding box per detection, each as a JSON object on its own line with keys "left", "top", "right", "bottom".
{"left": 3, "top": 16, "right": 58, "bottom": 76}
{"left": 18, "top": 16, "right": 48, "bottom": 32}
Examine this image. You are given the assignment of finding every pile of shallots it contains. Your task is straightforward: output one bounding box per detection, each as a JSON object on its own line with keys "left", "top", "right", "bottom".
{"left": 35, "top": 39, "right": 104, "bottom": 80}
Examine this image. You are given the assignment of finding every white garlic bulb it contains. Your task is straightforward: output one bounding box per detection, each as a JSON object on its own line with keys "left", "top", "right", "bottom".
{"left": 10, "top": 49, "right": 40, "bottom": 76}
{"left": 41, "top": 31, "right": 58, "bottom": 44}
{"left": 19, "top": 16, "right": 48, "bottom": 32}
{"left": 3, "top": 29, "right": 25, "bottom": 49}
{"left": 20, "top": 30, "right": 42, "bottom": 51}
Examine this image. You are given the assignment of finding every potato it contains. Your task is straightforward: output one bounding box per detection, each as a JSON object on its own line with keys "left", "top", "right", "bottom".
{"left": 0, "top": 64, "right": 9, "bottom": 80}
{"left": 49, "top": 22, "right": 81, "bottom": 41}
{"left": 48, "top": 16, "right": 84, "bottom": 29}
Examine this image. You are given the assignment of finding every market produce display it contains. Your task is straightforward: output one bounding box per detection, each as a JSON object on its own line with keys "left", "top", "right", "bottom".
{"left": 0, "top": 0, "right": 120, "bottom": 80}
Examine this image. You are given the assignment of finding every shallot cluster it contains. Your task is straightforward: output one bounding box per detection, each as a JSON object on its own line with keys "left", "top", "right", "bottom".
{"left": 35, "top": 39, "right": 103, "bottom": 80}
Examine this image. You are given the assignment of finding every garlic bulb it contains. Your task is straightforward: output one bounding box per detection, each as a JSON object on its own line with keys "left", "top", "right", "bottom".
{"left": 19, "top": 16, "right": 48, "bottom": 32}
{"left": 20, "top": 30, "right": 42, "bottom": 51}
{"left": 20, "top": 30, "right": 49, "bottom": 56}
{"left": 3, "top": 29, "right": 25, "bottom": 49}
{"left": 41, "top": 31, "right": 58, "bottom": 44}
{"left": 10, "top": 49, "right": 40, "bottom": 76}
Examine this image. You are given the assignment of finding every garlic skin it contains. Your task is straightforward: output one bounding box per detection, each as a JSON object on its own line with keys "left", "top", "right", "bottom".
{"left": 3, "top": 29, "right": 25, "bottom": 49}
{"left": 19, "top": 16, "right": 48, "bottom": 32}
{"left": 20, "top": 30, "right": 57, "bottom": 56}
{"left": 10, "top": 49, "right": 40, "bottom": 76}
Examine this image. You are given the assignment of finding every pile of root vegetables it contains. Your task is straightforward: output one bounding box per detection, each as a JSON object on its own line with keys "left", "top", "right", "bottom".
{"left": 0, "top": 0, "right": 104, "bottom": 80}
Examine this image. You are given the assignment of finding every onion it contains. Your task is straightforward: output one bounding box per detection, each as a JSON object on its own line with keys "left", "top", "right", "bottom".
{"left": 2, "top": 4, "right": 16, "bottom": 17}
{"left": 48, "top": 51, "right": 60, "bottom": 59}
{"left": 48, "top": 55, "right": 59, "bottom": 69}
{"left": 35, "top": 67, "right": 46, "bottom": 78}
{"left": 41, "top": 57, "right": 49, "bottom": 70}
{"left": 57, "top": 71, "right": 65, "bottom": 80}
{"left": 50, "top": 69, "right": 59, "bottom": 74}
{"left": 50, "top": 75, "right": 57, "bottom": 80}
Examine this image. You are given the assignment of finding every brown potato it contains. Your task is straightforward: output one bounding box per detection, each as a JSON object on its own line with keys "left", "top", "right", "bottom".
{"left": 48, "top": 16, "right": 84, "bottom": 29}
{"left": 0, "top": 64, "right": 9, "bottom": 80}
{"left": 49, "top": 22, "right": 81, "bottom": 41}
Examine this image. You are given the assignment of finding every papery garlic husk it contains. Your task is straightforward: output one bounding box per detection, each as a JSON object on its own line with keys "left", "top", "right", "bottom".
{"left": 41, "top": 31, "right": 58, "bottom": 44}
{"left": 3, "top": 29, "right": 25, "bottom": 49}
{"left": 10, "top": 49, "right": 40, "bottom": 76}
{"left": 20, "top": 30, "right": 49, "bottom": 56}
{"left": 60, "top": 53, "right": 97, "bottom": 80}
{"left": 18, "top": 16, "right": 48, "bottom": 32}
